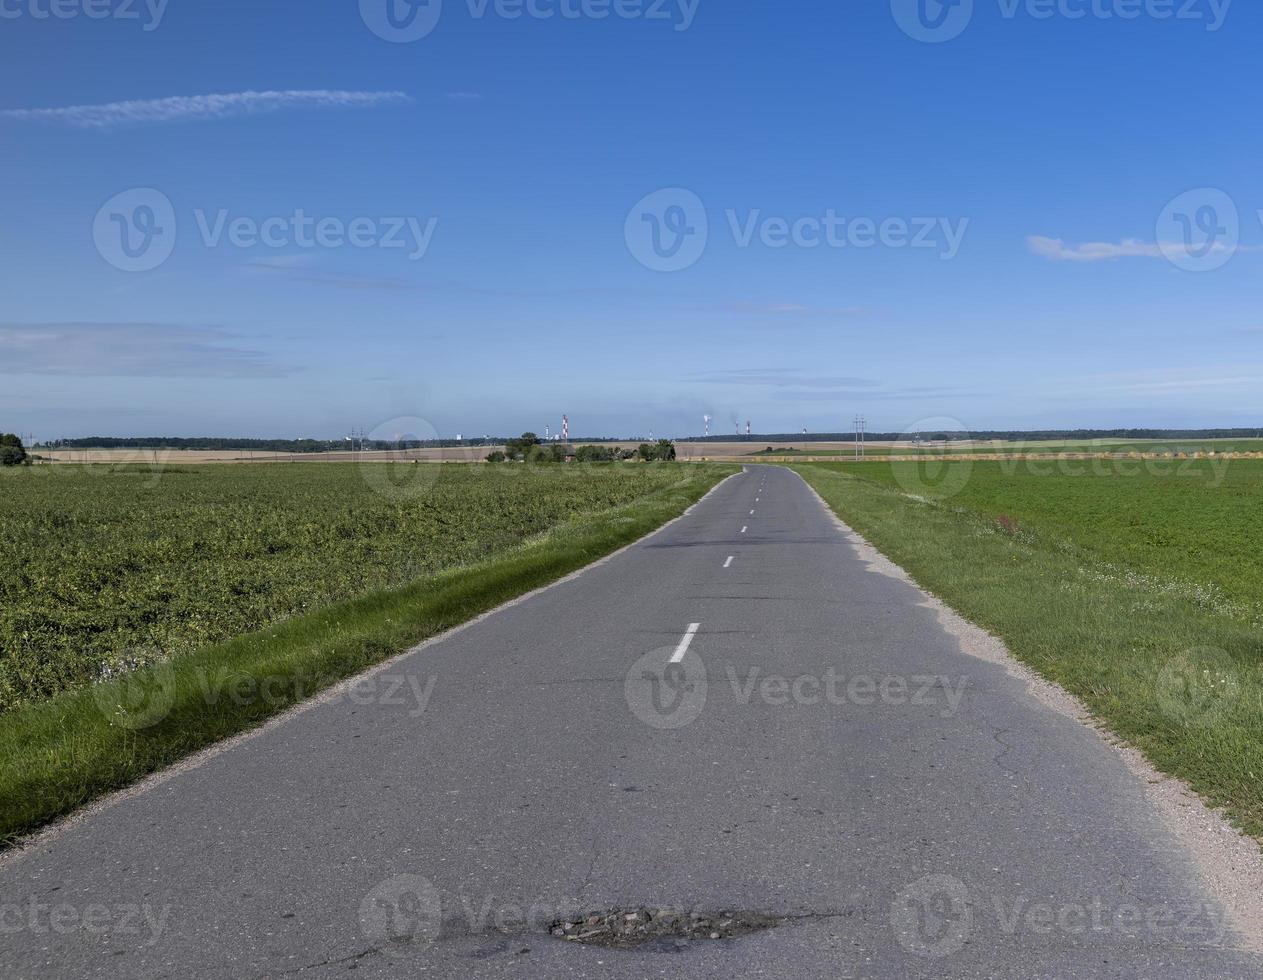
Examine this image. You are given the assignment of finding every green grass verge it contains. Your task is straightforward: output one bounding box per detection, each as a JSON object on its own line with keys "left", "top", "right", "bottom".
{"left": 790, "top": 461, "right": 1263, "bottom": 843}
{"left": 0, "top": 465, "right": 735, "bottom": 846}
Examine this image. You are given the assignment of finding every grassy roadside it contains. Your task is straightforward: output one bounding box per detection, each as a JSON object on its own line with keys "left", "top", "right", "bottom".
{"left": 0, "top": 465, "right": 735, "bottom": 846}
{"left": 789, "top": 461, "right": 1263, "bottom": 843}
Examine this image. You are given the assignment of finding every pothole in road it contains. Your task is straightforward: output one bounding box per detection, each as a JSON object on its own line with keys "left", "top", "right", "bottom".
{"left": 549, "top": 908, "right": 782, "bottom": 949}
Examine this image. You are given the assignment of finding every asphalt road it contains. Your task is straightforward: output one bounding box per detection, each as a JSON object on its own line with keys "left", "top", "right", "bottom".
{"left": 2, "top": 466, "right": 1259, "bottom": 978}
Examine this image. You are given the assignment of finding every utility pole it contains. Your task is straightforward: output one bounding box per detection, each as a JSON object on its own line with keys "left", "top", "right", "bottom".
{"left": 854, "top": 416, "right": 867, "bottom": 460}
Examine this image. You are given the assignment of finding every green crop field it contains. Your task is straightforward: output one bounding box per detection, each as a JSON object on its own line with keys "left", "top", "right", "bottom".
{"left": 0, "top": 462, "right": 717, "bottom": 712}
{"left": 0, "top": 460, "right": 736, "bottom": 842}
{"left": 753, "top": 438, "right": 1263, "bottom": 457}
{"left": 790, "top": 458, "right": 1263, "bottom": 840}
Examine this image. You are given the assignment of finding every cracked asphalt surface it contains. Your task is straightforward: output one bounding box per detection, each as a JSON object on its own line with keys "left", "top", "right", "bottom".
{"left": 1, "top": 465, "right": 1259, "bottom": 978}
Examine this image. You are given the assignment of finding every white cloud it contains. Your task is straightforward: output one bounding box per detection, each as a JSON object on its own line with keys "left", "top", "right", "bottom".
{"left": 1026, "top": 234, "right": 1255, "bottom": 264}
{"left": 1070, "top": 366, "right": 1263, "bottom": 395}
{"left": 0, "top": 322, "right": 295, "bottom": 377}
{"left": 1026, "top": 236, "right": 1169, "bottom": 262}
{"left": 0, "top": 90, "right": 411, "bottom": 129}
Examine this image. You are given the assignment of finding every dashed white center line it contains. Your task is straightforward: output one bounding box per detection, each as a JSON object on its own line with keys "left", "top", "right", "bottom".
{"left": 723, "top": 556, "right": 734, "bottom": 568}
{"left": 740, "top": 526, "right": 747, "bottom": 533}
{"left": 749, "top": 509, "right": 755, "bottom": 515}
{"left": 670, "top": 623, "right": 701, "bottom": 663}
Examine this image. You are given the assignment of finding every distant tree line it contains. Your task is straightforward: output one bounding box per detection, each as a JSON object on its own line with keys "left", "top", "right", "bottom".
{"left": 40, "top": 427, "right": 1263, "bottom": 454}
{"left": 691, "top": 428, "right": 1263, "bottom": 443}
{"left": 43, "top": 436, "right": 497, "bottom": 453}
{"left": 487, "top": 434, "right": 677, "bottom": 463}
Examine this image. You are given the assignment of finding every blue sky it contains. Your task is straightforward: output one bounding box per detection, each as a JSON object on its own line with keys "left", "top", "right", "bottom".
{"left": 3, "top": 0, "right": 1260, "bottom": 440}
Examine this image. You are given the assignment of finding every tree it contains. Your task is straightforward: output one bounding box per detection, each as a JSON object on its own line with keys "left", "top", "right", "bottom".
{"left": 0, "top": 434, "right": 27, "bottom": 467}
{"left": 575, "top": 445, "right": 614, "bottom": 462}
{"left": 636, "top": 440, "right": 677, "bottom": 462}
{"left": 504, "top": 432, "right": 541, "bottom": 460}
{"left": 485, "top": 451, "right": 506, "bottom": 463}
